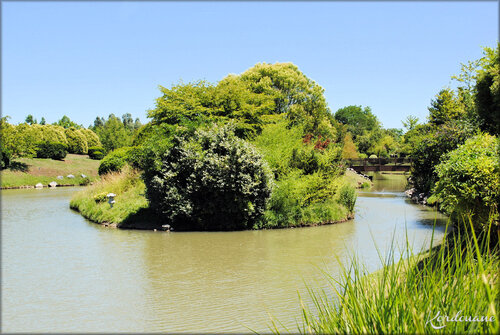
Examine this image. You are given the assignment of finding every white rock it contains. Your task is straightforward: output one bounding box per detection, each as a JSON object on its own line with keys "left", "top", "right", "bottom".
{"left": 35, "top": 183, "right": 43, "bottom": 189}
{"left": 57, "top": 175, "right": 64, "bottom": 180}
{"left": 49, "top": 181, "right": 58, "bottom": 188}
{"left": 67, "top": 174, "right": 75, "bottom": 178}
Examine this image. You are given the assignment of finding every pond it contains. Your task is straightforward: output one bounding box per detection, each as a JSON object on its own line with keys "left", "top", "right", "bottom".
{"left": 1, "top": 174, "right": 448, "bottom": 333}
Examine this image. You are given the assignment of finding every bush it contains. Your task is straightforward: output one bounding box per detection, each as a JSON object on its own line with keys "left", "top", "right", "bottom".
{"left": 31, "top": 124, "right": 68, "bottom": 145}
{"left": 433, "top": 134, "right": 499, "bottom": 232}
{"left": 143, "top": 124, "right": 273, "bottom": 231}
{"left": 98, "top": 147, "right": 133, "bottom": 175}
{"left": 88, "top": 146, "right": 105, "bottom": 160}
{"left": 80, "top": 128, "right": 102, "bottom": 148}
{"left": 35, "top": 141, "right": 68, "bottom": 160}
{"left": 98, "top": 146, "right": 144, "bottom": 175}
{"left": 338, "top": 184, "right": 357, "bottom": 213}
{"left": 65, "top": 127, "right": 88, "bottom": 154}
{"left": 410, "top": 121, "right": 473, "bottom": 194}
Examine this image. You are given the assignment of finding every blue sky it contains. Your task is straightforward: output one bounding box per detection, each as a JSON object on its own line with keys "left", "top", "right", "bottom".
{"left": 2, "top": 1, "right": 498, "bottom": 129}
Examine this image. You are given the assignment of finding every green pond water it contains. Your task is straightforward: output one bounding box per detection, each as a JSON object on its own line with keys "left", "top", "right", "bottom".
{"left": 1, "top": 174, "right": 448, "bottom": 333}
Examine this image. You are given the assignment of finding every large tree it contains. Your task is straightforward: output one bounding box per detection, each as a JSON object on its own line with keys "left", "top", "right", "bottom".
{"left": 56, "top": 115, "right": 81, "bottom": 129}
{"left": 427, "top": 88, "right": 466, "bottom": 126}
{"left": 334, "top": 105, "right": 380, "bottom": 139}
{"left": 147, "top": 62, "right": 337, "bottom": 139}
{"left": 94, "top": 114, "right": 133, "bottom": 153}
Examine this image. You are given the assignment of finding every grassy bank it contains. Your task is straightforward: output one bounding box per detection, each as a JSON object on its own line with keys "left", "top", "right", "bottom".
{"left": 1, "top": 154, "right": 100, "bottom": 188}
{"left": 290, "top": 224, "right": 499, "bottom": 334}
{"left": 69, "top": 167, "right": 160, "bottom": 229}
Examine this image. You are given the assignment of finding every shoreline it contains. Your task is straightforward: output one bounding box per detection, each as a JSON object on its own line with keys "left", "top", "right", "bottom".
{"left": 1, "top": 184, "right": 81, "bottom": 190}
{"left": 69, "top": 204, "right": 355, "bottom": 231}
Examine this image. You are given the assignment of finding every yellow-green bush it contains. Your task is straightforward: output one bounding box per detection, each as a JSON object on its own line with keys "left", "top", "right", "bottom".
{"left": 65, "top": 127, "right": 89, "bottom": 154}
{"left": 80, "top": 128, "right": 102, "bottom": 148}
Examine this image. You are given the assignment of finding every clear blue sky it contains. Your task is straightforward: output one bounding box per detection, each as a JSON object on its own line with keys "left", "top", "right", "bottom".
{"left": 2, "top": 1, "right": 498, "bottom": 129}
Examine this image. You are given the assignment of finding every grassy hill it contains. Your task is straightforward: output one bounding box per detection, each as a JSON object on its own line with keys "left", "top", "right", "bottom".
{"left": 1, "top": 154, "right": 100, "bottom": 188}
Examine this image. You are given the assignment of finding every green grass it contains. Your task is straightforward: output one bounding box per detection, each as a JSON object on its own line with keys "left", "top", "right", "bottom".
{"left": 1, "top": 154, "right": 100, "bottom": 187}
{"left": 344, "top": 169, "right": 373, "bottom": 189}
{"left": 281, "top": 221, "right": 499, "bottom": 334}
{"left": 69, "top": 167, "right": 153, "bottom": 228}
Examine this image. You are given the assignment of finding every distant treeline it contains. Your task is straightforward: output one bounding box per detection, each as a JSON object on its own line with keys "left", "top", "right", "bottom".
{"left": 0, "top": 113, "right": 143, "bottom": 168}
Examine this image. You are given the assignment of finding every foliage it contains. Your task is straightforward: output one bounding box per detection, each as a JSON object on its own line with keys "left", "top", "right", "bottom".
{"left": 341, "top": 133, "right": 359, "bottom": 159}
{"left": 402, "top": 115, "right": 420, "bottom": 132}
{"left": 0, "top": 118, "right": 38, "bottom": 168}
{"left": 35, "top": 141, "right": 68, "bottom": 160}
{"left": 147, "top": 62, "right": 337, "bottom": 140}
{"left": 252, "top": 117, "right": 344, "bottom": 180}
{"left": 25, "top": 114, "right": 37, "bottom": 125}
{"left": 333, "top": 105, "right": 395, "bottom": 156}
{"left": 252, "top": 117, "right": 305, "bottom": 178}
{"left": 80, "top": 128, "right": 102, "bottom": 148}
{"left": 338, "top": 184, "right": 357, "bottom": 213}
{"left": 88, "top": 146, "right": 105, "bottom": 160}
{"left": 148, "top": 81, "right": 215, "bottom": 125}
{"left": 240, "top": 62, "right": 335, "bottom": 137}
{"left": 428, "top": 88, "right": 466, "bottom": 125}
{"left": 334, "top": 105, "right": 380, "bottom": 139}
{"left": 56, "top": 115, "right": 81, "bottom": 129}
{"left": 475, "top": 45, "right": 500, "bottom": 135}
{"left": 410, "top": 121, "right": 475, "bottom": 194}
{"left": 143, "top": 124, "right": 273, "bottom": 231}
{"left": 262, "top": 171, "right": 347, "bottom": 228}
{"left": 64, "top": 127, "right": 89, "bottom": 154}
{"left": 93, "top": 114, "right": 135, "bottom": 153}
{"left": 39, "top": 124, "right": 68, "bottom": 144}
{"left": 98, "top": 146, "right": 135, "bottom": 175}
{"left": 433, "top": 134, "right": 499, "bottom": 231}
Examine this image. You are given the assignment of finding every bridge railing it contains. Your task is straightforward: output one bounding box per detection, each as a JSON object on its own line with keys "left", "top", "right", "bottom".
{"left": 346, "top": 158, "right": 413, "bottom": 166}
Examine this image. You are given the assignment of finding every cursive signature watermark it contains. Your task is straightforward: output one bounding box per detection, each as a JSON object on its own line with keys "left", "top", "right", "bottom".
{"left": 426, "top": 310, "right": 496, "bottom": 329}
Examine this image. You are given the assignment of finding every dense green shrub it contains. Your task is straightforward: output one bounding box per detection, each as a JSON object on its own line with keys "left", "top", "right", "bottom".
{"left": 65, "top": 127, "right": 88, "bottom": 154}
{"left": 410, "top": 121, "right": 474, "bottom": 194}
{"left": 433, "top": 134, "right": 499, "bottom": 232}
{"left": 35, "top": 141, "right": 68, "bottom": 160}
{"left": 98, "top": 147, "right": 134, "bottom": 175}
{"left": 338, "top": 184, "right": 357, "bottom": 214}
{"left": 88, "top": 146, "right": 105, "bottom": 160}
{"left": 80, "top": 128, "right": 102, "bottom": 148}
{"left": 90, "top": 151, "right": 104, "bottom": 160}
{"left": 143, "top": 125, "right": 273, "bottom": 231}
{"left": 30, "top": 124, "right": 68, "bottom": 145}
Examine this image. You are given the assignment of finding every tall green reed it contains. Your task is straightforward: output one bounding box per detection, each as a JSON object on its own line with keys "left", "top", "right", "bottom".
{"left": 277, "top": 218, "right": 499, "bottom": 334}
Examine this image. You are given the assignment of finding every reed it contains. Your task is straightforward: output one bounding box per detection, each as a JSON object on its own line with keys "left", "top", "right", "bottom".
{"left": 284, "top": 219, "right": 499, "bottom": 334}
